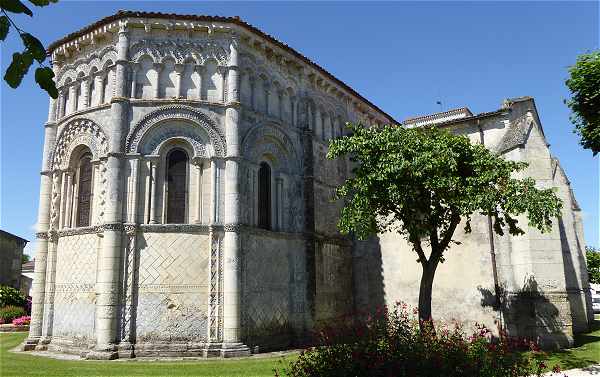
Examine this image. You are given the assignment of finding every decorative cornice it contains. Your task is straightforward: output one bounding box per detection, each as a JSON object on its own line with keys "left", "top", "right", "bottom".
{"left": 138, "top": 223, "right": 210, "bottom": 233}
{"left": 57, "top": 226, "right": 102, "bottom": 237}
{"left": 103, "top": 223, "right": 125, "bottom": 232}
{"left": 223, "top": 224, "right": 241, "bottom": 233}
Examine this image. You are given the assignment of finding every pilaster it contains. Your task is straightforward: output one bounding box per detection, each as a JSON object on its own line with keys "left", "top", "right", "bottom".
{"left": 220, "top": 37, "right": 250, "bottom": 357}
{"left": 25, "top": 77, "right": 60, "bottom": 349}
{"left": 88, "top": 21, "right": 130, "bottom": 360}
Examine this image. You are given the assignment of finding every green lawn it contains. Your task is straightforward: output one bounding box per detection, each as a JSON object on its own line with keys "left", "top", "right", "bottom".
{"left": 534, "top": 316, "right": 600, "bottom": 372}
{"left": 1, "top": 319, "right": 599, "bottom": 377}
{"left": 0, "top": 333, "right": 296, "bottom": 377}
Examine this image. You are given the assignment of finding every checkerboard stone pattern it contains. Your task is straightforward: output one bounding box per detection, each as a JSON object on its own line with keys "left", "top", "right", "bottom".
{"left": 52, "top": 234, "right": 98, "bottom": 345}
{"left": 135, "top": 232, "right": 210, "bottom": 342}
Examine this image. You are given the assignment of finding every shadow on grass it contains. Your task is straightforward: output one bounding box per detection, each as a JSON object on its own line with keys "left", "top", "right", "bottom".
{"left": 540, "top": 318, "right": 600, "bottom": 371}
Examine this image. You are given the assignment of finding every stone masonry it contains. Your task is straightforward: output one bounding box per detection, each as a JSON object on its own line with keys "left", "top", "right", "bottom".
{"left": 25, "top": 11, "right": 591, "bottom": 359}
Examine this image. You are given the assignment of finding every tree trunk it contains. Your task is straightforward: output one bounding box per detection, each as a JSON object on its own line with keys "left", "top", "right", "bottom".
{"left": 418, "top": 256, "right": 440, "bottom": 332}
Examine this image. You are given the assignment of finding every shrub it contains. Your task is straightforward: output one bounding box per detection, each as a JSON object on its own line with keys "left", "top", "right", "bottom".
{"left": 0, "top": 305, "right": 27, "bottom": 323}
{"left": 277, "top": 303, "right": 553, "bottom": 377}
{"left": 0, "top": 285, "right": 27, "bottom": 308}
{"left": 12, "top": 315, "right": 31, "bottom": 326}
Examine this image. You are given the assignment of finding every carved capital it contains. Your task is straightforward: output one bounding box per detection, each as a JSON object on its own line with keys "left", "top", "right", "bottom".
{"left": 102, "top": 223, "right": 124, "bottom": 232}
{"left": 36, "top": 232, "right": 49, "bottom": 240}
{"left": 223, "top": 223, "right": 241, "bottom": 233}
{"left": 124, "top": 224, "right": 137, "bottom": 236}
{"left": 47, "top": 230, "right": 58, "bottom": 243}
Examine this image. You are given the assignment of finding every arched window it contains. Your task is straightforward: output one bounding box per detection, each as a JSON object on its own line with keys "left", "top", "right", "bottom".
{"left": 166, "top": 149, "right": 188, "bottom": 223}
{"left": 258, "top": 162, "right": 271, "bottom": 229}
{"left": 76, "top": 153, "right": 93, "bottom": 227}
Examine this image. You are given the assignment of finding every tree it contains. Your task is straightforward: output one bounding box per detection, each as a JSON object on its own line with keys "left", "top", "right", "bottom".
{"left": 586, "top": 246, "right": 600, "bottom": 284}
{"left": 327, "top": 124, "right": 562, "bottom": 327}
{"left": 21, "top": 253, "right": 30, "bottom": 264}
{"left": 1, "top": 0, "right": 58, "bottom": 98}
{"left": 566, "top": 51, "right": 600, "bottom": 154}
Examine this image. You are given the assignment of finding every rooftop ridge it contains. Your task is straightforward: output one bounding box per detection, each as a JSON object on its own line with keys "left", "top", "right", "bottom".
{"left": 403, "top": 107, "right": 473, "bottom": 125}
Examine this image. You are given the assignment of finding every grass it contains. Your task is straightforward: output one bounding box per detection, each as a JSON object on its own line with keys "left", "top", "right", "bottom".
{"left": 532, "top": 316, "right": 600, "bottom": 372}
{"left": 0, "top": 333, "right": 296, "bottom": 377}
{"left": 1, "top": 318, "right": 599, "bottom": 376}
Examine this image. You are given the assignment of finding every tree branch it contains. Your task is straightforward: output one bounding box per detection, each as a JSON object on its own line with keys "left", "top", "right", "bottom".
{"left": 410, "top": 234, "right": 428, "bottom": 268}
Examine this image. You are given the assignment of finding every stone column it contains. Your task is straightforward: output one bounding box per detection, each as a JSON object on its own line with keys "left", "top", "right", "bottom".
{"left": 210, "top": 159, "right": 219, "bottom": 224}
{"left": 193, "top": 158, "right": 204, "bottom": 224}
{"left": 249, "top": 76, "right": 256, "bottom": 111}
{"left": 195, "top": 65, "right": 204, "bottom": 100}
{"left": 148, "top": 157, "right": 159, "bottom": 224}
{"left": 25, "top": 91, "right": 59, "bottom": 349}
{"left": 128, "top": 157, "right": 140, "bottom": 223}
{"left": 220, "top": 37, "right": 250, "bottom": 357}
{"left": 68, "top": 85, "right": 77, "bottom": 114}
{"left": 64, "top": 171, "right": 74, "bottom": 228}
{"left": 264, "top": 82, "right": 271, "bottom": 116}
{"left": 130, "top": 63, "right": 139, "bottom": 99}
{"left": 94, "top": 74, "right": 104, "bottom": 106}
{"left": 277, "top": 90, "right": 284, "bottom": 120}
{"left": 89, "top": 23, "right": 130, "bottom": 360}
{"left": 153, "top": 63, "right": 163, "bottom": 99}
{"left": 218, "top": 66, "right": 227, "bottom": 103}
{"left": 98, "top": 73, "right": 106, "bottom": 104}
{"left": 174, "top": 63, "right": 184, "bottom": 98}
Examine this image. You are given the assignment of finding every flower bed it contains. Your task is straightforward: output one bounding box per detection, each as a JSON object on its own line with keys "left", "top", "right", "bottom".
{"left": 277, "top": 303, "right": 559, "bottom": 377}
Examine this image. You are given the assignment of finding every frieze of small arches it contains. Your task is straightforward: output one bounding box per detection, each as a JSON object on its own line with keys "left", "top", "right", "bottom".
{"left": 125, "top": 105, "right": 227, "bottom": 158}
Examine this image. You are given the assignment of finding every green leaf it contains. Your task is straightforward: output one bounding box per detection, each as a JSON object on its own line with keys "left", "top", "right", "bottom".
{"left": 0, "top": 0, "right": 34, "bottom": 16}
{"left": 0, "top": 16, "right": 9, "bottom": 41}
{"left": 21, "top": 33, "right": 46, "bottom": 62}
{"left": 27, "top": 0, "right": 58, "bottom": 6}
{"left": 34, "top": 66, "right": 57, "bottom": 98}
{"left": 4, "top": 51, "right": 33, "bottom": 88}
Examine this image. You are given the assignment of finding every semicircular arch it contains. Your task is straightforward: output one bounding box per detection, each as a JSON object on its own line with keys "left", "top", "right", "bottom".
{"left": 126, "top": 105, "right": 226, "bottom": 158}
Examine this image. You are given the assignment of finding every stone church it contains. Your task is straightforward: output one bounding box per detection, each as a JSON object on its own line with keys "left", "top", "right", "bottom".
{"left": 24, "top": 11, "right": 592, "bottom": 359}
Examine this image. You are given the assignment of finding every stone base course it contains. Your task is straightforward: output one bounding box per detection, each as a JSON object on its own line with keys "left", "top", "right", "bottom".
{"left": 0, "top": 324, "right": 29, "bottom": 332}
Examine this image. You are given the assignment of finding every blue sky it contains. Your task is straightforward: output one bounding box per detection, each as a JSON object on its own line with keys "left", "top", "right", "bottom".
{"left": 1, "top": 1, "right": 598, "bottom": 257}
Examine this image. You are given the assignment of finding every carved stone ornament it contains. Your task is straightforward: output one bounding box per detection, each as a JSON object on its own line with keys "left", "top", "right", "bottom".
{"left": 36, "top": 232, "right": 49, "bottom": 240}
{"left": 124, "top": 224, "right": 137, "bottom": 236}
{"left": 129, "top": 39, "right": 229, "bottom": 66}
{"left": 56, "top": 45, "right": 118, "bottom": 88}
{"left": 57, "top": 226, "right": 102, "bottom": 237}
{"left": 102, "top": 223, "right": 125, "bottom": 232}
{"left": 139, "top": 223, "right": 210, "bottom": 233}
{"left": 50, "top": 118, "right": 109, "bottom": 170}
{"left": 223, "top": 224, "right": 241, "bottom": 233}
{"left": 125, "top": 105, "right": 226, "bottom": 157}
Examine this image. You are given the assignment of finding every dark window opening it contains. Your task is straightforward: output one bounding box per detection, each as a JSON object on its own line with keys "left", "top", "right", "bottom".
{"left": 166, "top": 149, "right": 188, "bottom": 223}
{"left": 258, "top": 162, "right": 271, "bottom": 229}
{"left": 76, "top": 154, "right": 93, "bottom": 227}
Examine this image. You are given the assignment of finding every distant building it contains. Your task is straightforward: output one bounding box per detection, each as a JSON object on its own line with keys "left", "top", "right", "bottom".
{"left": 0, "top": 230, "right": 28, "bottom": 289}
{"left": 21, "top": 260, "right": 35, "bottom": 297}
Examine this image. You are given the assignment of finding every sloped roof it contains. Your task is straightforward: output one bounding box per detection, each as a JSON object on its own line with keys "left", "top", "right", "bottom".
{"left": 403, "top": 107, "right": 473, "bottom": 126}
{"left": 495, "top": 116, "right": 532, "bottom": 153}
{"left": 0, "top": 230, "right": 28, "bottom": 246}
{"left": 48, "top": 10, "right": 397, "bottom": 124}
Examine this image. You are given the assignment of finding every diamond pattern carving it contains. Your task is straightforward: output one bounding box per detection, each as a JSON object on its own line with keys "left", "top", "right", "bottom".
{"left": 52, "top": 234, "right": 98, "bottom": 340}
{"left": 136, "top": 232, "right": 210, "bottom": 342}
{"left": 242, "top": 235, "right": 291, "bottom": 334}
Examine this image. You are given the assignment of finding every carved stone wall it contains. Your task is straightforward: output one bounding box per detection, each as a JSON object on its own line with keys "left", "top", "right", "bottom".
{"left": 240, "top": 231, "right": 305, "bottom": 350}
{"left": 315, "top": 242, "right": 353, "bottom": 323}
{"left": 135, "top": 232, "right": 210, "bottom": 343}
{"left": 52, "top": 234, "right": 99, "bottom": 346}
